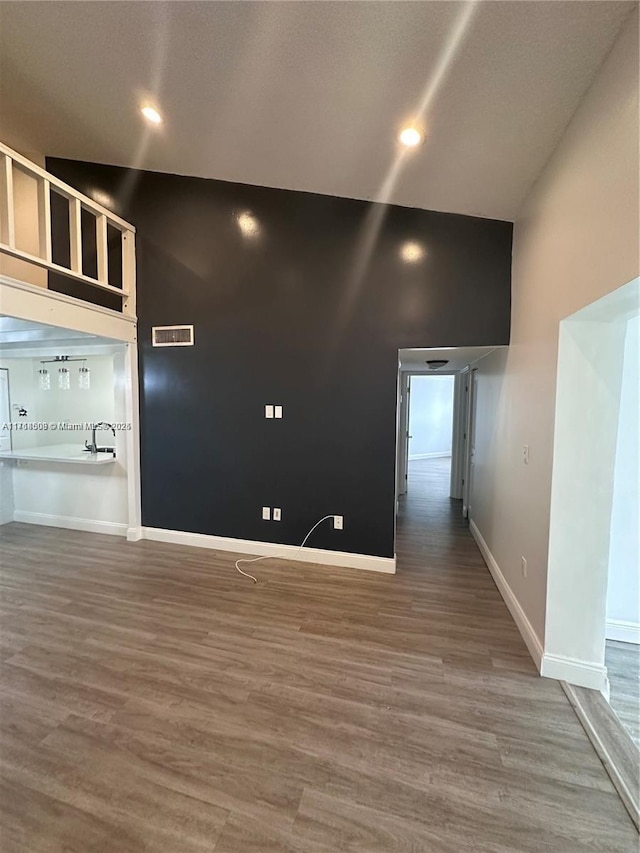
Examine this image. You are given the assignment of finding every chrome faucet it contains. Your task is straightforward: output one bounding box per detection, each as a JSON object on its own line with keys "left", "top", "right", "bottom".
{"left": 85, "top": 422, "right": 116, "bottom": 455}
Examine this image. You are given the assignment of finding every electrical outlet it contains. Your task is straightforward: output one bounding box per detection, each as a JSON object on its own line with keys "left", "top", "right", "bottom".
{"left": 273, "top": 507, "right": 281, "bottom": 521}
{"left": 265, "top": 405, "right": 274, "bottom": 419}
{"left": 275, "top": 405, "right": 283, "bottom": 419}
{"left": 262, "top": 506, "right": 271, "bottom": 520}
{"left": 523, "top": 444, "right": 529, "bottom": 464}
{"left": 333, "top": 515, "right": 343, "bottom": 530}
{"left": 521, "top": 556, "right": 527, "bottom": 578}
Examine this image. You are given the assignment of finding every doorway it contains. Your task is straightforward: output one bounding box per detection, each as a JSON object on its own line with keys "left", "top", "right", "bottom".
{"left": 395, "top": 367, "right": 467, "bottom": 570}
{"left": 405, "top": 373, "right": 455, "bottom": 499}
{"left": 394, "top": 346, "right": 503, "bottom": 563}
{"left": 395, "top": 348, "right": 498, "bottom": 508}
{"left": 0, "top": 314, "right": 141, "bottom": 539}
{"left": 544, "top": 278, "right": 639, "bottom": 691}
{"left": 604, "top": 312, "right": 639, "bottom": 749}
{"left": 543, "top": 277, "right": 639, "bottom": 821}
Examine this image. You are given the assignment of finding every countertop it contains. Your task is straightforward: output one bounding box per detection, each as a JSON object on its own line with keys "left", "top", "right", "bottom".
{"left": 0, "top": 443, "right": 116, "bottom": 465}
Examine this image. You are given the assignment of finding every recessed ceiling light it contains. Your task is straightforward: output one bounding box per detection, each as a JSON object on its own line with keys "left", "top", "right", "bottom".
{"left": 398, "top": 126, "right": 424, "bottom": 148}
{"left": 400, "top": 241, "right": 426, "bottom": 263}
{"left": 237, "top": 211, "right": 260, "bottom": 238}
{"left": 141, "top": 105, "right": 163, "bottom": 125}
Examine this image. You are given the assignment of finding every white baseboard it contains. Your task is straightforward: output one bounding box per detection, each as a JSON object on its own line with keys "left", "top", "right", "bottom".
{"left": 13, "top": 510, "right": 127, "bottom": 537}
{"left": 408, "top": 452, "right": 452, "bottom": 460}
{"left": 469, "top": 519, "right": 543, "bottom": 669}
{"left": 606, "top": 619, "right": 640, "bottom": 645}
{"left": 471, "top": 516, "right": 609, "bottom": 691}
{"left": 141, "top": 526, "right": 396, "bottom": 574}
{"left": 541, "top": 653, "right": 608, "bottom": 691}
{"left": 126, "top": 527, "right": 143, "bottom": 542}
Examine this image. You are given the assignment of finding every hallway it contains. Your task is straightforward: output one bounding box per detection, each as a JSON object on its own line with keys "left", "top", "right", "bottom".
{"left": 396, "top": 456, "right": 469, "bottom": 571}
{"left": 0, "top": 499, "right": 637, "bottom": 848}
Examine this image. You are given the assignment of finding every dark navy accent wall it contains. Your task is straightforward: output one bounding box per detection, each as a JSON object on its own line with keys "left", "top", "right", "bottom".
{"left": 47, "top": 158, "right": 512, "bottom": 558}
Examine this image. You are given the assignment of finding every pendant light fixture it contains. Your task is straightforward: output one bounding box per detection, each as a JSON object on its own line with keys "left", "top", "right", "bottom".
{"left": 58, "top": 366, "right": 70, "bottom": 390}
{"left": 38, "top": 368, "right": 50, "bottom": 391}
{"left": 39, "top": 356, "right": 91, "bottom": 391}
{"left": 78, "top": 363, "right": 90, "bottom": 390}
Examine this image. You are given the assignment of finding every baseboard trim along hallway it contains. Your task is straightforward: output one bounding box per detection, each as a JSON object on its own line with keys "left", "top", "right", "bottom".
{"left": 541, "top": 653, "right": 609, "bottom": 691}
{"left": 606, "top": 619, "right": 640, "bottom": 645}
{"left": 408, "top": 451, "right": 452, "bottom": 460}
{"left": 470, "top": 518, "right": 610, "bottom": 691}
{"left": 469, "top": 518, "right": 544, "bottom": 670}
{"left": 141, "top": 526, "right": 397, "bottom": 573}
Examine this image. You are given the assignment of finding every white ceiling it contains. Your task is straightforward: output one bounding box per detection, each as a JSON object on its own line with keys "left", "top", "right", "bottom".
{"left": 0, "top": 316, "right": 104, "bottom": 351}
{"left": 0, "top": 2, "right": 633, "bottom": 221}
{"left": 400, "top": 346, "right": 500, "bottom": 374}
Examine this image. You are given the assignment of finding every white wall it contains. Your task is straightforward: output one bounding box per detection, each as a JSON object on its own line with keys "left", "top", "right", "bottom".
{"left": 0, "top": 357, "right": 34, "bottom": 449}
{"left": 0, "top": 354, "right": 115, "bottom": 448}
{"left": 470, "top": 10, "right": 639, "bottom": 671}
{"left": 408, "top": 375, "right": 454, "bottom": 458}
{"left": 12, "top": 458, "right": 128, "bottom": 534}
{"left": 607, "top": 314, "right": 640, "bottom": 643}
{"left": 0, "top": 368, "right": 13, "bottom": 522}
{"left": 44, "top": 355, "right": 115, "bottom": 446}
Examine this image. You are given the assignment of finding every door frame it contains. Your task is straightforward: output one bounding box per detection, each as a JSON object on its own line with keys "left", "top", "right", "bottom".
{"left": 395, "top": 371, "right": 410, "bottom": 501}
{"left": 462, "top": 367, "right": 478, "bottom": 518}
{"left": 395, "top": 368, "right": 459, "bottom": 504}
{"left": 450, "top": 371, "right": 466, "bottom": 499}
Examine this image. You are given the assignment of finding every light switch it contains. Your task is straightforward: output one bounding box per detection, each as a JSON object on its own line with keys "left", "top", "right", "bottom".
{"left": 262, "top": 506, "right": 271, "bottom": 520}
{"left": 273, "top": 507, "right": 281, "bottom": 521}
{"left": 275, "top": 405, "right": 283, "bottom": 419}
{"left": 265, "top": 405, "right": 274, "bottom": 419}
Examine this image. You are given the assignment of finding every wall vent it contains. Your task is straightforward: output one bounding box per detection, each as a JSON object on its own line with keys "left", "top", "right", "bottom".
{"left": 152, "top": 325, "right": 194, "bottom": 347}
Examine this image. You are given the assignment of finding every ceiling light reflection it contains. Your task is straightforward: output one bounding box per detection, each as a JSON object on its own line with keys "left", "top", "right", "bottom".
{"left": 237, "top": 211, "right": 260, "bottom": 238}
{"left": 400, "top": 241, "right": 426, "bottom": 263}
{"left": 90, "top": 189, "right": 115, "bottom": 210}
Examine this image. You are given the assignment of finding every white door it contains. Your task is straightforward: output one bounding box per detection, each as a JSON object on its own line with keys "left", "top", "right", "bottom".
{"left": 0, "top": 369, "right": 11, "bottom": 453}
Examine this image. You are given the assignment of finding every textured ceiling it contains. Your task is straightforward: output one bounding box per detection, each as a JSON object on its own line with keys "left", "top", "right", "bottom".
{"left": 0, "top": 1, "right": 633, "bottom": 220}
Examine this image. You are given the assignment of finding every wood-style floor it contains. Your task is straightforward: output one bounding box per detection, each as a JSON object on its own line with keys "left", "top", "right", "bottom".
{"left": 606, "top": 639, "right": 640, "bottom": 749}
{"left": 0, "top": 457, "right": 637, "bottom": 851}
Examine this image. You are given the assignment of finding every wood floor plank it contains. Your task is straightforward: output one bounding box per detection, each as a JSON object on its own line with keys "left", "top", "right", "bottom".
{"left": 606, "top": 640, "right": 640, "bottom": 749}
{"left": 0, "top": 457, "right": 637, "bottom": 850}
